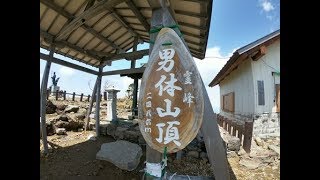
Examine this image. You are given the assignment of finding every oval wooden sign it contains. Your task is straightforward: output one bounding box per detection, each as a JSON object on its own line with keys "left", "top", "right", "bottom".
{"left": 138, "top": 28, "right": 204, "bottom": 153}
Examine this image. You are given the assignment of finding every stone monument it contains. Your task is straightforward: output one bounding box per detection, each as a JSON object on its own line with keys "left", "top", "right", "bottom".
{"left": 106, "top": 88, "right": 120, "bottom": 123}
{"left": 51, "top": 72, "right": 60, "bottom": 93}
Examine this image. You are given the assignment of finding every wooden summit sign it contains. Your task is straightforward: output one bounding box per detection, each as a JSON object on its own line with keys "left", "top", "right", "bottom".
{"left": 139, "top": 28, "right": 204, "bottom": 153}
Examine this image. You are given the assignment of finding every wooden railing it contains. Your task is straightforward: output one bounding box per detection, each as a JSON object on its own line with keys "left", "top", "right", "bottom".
{"left": 46, "top": 90, "right": 107, "bottom": 102}
{"left": 217, "top": 114, "right": 253, "bottom": 153}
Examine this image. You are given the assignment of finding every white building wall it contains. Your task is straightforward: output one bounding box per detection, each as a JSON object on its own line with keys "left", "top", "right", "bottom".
{"left": 251, "top": 40, "right": 280, "bottom": 114}
{"left": 219, "top": 59, "right": 255, "bottom": 120}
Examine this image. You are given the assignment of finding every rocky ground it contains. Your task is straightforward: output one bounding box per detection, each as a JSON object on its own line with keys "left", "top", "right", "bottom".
{"left": 40, "top": 96, "right": 280, "bottom": 179}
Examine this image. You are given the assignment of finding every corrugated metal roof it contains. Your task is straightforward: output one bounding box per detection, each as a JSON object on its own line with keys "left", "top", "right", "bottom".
{"left": 40, "top": 0, "right": 213, "bottom": 68}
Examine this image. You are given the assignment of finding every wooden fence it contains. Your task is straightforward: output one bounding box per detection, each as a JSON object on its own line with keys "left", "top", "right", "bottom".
{"left": 46, "top": 90, "right": 108, "bottom": 102}
{"left": 216, "top": 114, "right": 253, "bottom": 153}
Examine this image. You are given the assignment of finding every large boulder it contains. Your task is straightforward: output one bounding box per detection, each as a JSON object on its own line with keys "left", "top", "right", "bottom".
{"left": 96, "top": 140, "right": 142, "bottom": 171}
{"left": 66, "top": 120, "right": 84, "bottom": 131}
{"left": 46, "top": 100, "right": 57, "bottom": 114}
{"left": 64, "top": 105, "right": 79, "bottom": 113}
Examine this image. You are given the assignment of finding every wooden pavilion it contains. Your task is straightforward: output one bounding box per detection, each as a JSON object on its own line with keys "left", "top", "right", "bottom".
{"left": 40, "top": 0, "right": 229, "bottom": 179}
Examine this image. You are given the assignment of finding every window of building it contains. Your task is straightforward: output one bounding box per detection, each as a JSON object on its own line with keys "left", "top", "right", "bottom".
{"left": 221, "top": 92, "right": 234, "bottom": 112}
{"left": 257, "top": 80, "right": 265, "bottom": 105}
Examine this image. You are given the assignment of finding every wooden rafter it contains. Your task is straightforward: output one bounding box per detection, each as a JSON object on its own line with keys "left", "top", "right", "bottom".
{"left": 126, "top": 0, "right": 150, "bottom": 31}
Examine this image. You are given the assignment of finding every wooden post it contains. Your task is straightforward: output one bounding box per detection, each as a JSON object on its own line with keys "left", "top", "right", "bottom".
{"left": 87, "top": 95, "right": 90, "bottom": 102}
{"left": 72, "top": 92, "right": 75, "bottom": 101}
{"left": 80, "top": 93, "right": 83, "bottom": 101}
{"left": 95, "top": 66, "right": 103, "bottom": 136}
{"left": 40, "top": 45, "right": 55, "bottom": 154}
{"left": 200, "top": 79, "right": 230, "bottom": 179}
{"left": 103, "top": 91, "right": 107, "bottom": 100}
{"left": 232, "top": 124, "right": 237, "bottom": 136}
{"left": 46, "top": 89, "right": 50, "bottom": 100}
{"left": 132, "top": 37, "right": 138, "bottom": 116}
{"left": 85, "top": 79, "right": 98, "bottom": 131}
{"left": 228, "top": 120, "right": 232, "bottom": 134}
{"left": 243, "top": 121, "right": 253, "bottom": 153}
{"left": 63, "top": 91, "right": 66, "bottom": 100}
{"left": 237, "top": 124, "right": 243, "bottom": 143}
{"left": 55, "top": 90, "right": 59, "bottom": 100}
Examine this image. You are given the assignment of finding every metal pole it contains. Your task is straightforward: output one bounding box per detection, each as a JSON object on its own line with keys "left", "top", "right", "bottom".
{"left": 40, "top": 45, "right": 55, "bottom": 154}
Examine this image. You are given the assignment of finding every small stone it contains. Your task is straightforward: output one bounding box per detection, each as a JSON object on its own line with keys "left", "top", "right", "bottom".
{"left": 237, "top": 147, "right": 247, "bottom": 156}
{"left": 99, "top": 165, "right": 103, "bottom": 169}
{"left": 255, "top": 137, "right": 265, "bottom": 147}
{"left": 56, "top": 128, "right": 66, "bottom": 135}
{"left": 227, "top": 151, "right": 238, "bottom": 158}
{"left": 87, "top": 134, "right": 96, "bottom": 141}
{"left": 187, "top": 151, "right": 199, "bottom": 158}
{"left": 239, "top": 158, "right": 261, "bottom": 169}
{"left": 92, "top": 171, "right": 98, "bottom": 176}
{"left": 200, "top": 152, "right": 208, "bottom": 159}
{"left": 268, "top": 145, "right": 280, "bottom": 156}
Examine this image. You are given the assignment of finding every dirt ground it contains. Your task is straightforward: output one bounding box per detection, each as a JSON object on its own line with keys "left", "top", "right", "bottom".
{"left": 41, "top": 98, "right": 279, "bottom": 179}
{"left": 40, "top": 131, "right": 145, "bottom": 180}
{"left": 40, "top": 130, "right": 279, "bottom": 180}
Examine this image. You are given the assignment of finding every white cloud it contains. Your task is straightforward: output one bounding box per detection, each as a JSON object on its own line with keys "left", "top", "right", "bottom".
{"left": 59, "top": 66, "right": 75, "bottom": 76}
{"left": 260, "top": 0, "right": 275, "bottom": 12}
{"left": 194, "top": 47, "right": 230, "bottom": 113}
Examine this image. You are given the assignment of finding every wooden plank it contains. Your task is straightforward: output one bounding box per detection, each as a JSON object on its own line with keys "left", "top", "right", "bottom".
{"left": 175, "top": 10, "right": 207, "bottom": 19}
{"left": 100, "top": 49, "right": 149, "bottom": 66}
{"left": 276, "top": 84, "right": 280, "bottom": 112}
{"left": 40, "top": 53, "right": 99, "bottom": 75}
{"left": 102, "top": 67, "right": 145, "bottom": 76}
{"left": 139, "top": 27, "right": 204, "bottom": 153}
{"left": 40, "top": 45, "right": 55, "bottom": 154}
{"left": 95, "top": 67, "right": 103, "bottom": 136}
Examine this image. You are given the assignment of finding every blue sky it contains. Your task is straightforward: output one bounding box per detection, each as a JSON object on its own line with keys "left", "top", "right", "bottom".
{"left": 40, "top": 0, "right": 280, "bottom": 113}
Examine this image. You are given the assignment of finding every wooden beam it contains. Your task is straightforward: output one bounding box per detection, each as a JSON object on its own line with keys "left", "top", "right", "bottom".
{"left": 179, "top": 21, "right": 206, "bottom": 31}
{"left": 101, "top": 49, "right": 148, "bottom": 65}
{"left": 81, "top": 24, "right": 123, "bottom": 51}
{"left": 52, "top": 0, "right": 126, "bottom": 41}
{"left": 95, "top": 66, "right": 103, "bottom": 136}
{"left": 85, "top": 78, "right": 98, "bottom": 131}
{"left": 181, "top": 31, "right": 206, "bottom": 41}
{"left": 126, "top": 0, "right": 150, "bottom": 31}
{"left": 110, "top": 9, "right": 139, "bottom": 38}
{"left": 175, "top": 10, "right": 207, "bottom": 19}
{"left": 40, "top": 45, "right": 55, "bottom": 155}
{"left": 251, "top": 46, "right": 267, "bottom": 61}
{"left": 40, "top": 29, "right": 103, "bottom": 61}
{"left": 182, "top": 0, "right": 209, "bottom": 4}
{"left": 102, "top": 67, "right": 145, "bottom": 76}
{"left": 40, "top": 53, "right": 99, "bottom": 75}
{"left": 84, "top": 0, "right": 96, "bottom": 11}
{"left": 40, "top": 0, "right": 123, "bottom": 51}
